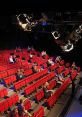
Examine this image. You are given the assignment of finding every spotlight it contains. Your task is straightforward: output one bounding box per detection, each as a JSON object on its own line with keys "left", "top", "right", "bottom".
{"left": 16, "top": 14, "right": 32, "bottom": 31}
{"left": 79, "top": 25, "right": 82, "bottom": 30}
{"left": 52, "top": 31, "right": 60, "bottom": 39}
{"left": 61, "top": 40, "right": 74, "bottom": 52}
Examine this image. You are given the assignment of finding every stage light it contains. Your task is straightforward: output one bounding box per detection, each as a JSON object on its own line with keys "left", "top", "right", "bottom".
{"left": 52, "top": 31, "right": 60, "bottom": 39}
{"left": 79, "top": 25, "right": 82, "bottom": 30}
{"left": 61, "top": 40, "right": 74, "bottom": 52}
{"left": 16, "top": 14, "right": 32, "bottom": 31}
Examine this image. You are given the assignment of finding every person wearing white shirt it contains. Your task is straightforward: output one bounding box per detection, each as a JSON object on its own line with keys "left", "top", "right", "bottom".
{"left": 9, "top": 56, "right": 14, "bottom": 63}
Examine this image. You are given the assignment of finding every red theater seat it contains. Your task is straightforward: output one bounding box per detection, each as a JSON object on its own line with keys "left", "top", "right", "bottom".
{"left": 47, "top": 80, "right": 56, "bottom": 90}
{"left": 32, "top": 106, "right": 44, "bottom": 117}
{"left": 7, "top": 68, "right": 17, "bottom": 76}
{"left": 63, "top": 69, "right": 70, "bottom": 77}
{"left": 0, "top": 88, "right": 8, "bottom": 98}
{"left": 49, "top": 63, "right": 59, "bottom": 71}
{"left": 71, "top": 70, "right": 78, "bottom": 80}
{"left": 0, "top": 71, "right": 8, "bottom": 79}
{"left": 4, "top": 75, "right": 16, "bottom": 85}
{"left": 56, "top": 65, "right": 65, "bottom": 74}
{"left": 24, "top": 69, "right": 33, "bottom": 76}
{"left": 59, "top": 60, "right": 65, "bottom": 65}
{"left": 35, "top": 89, "right": 44, "bottom": 102}
{"left": 23, "top": 99, "right": 31, "bottom": 111}
{"left": 66, "top": 63, "right": 70, "bottom": 67}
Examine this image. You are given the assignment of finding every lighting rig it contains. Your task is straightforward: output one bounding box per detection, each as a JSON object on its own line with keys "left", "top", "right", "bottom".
{"left": 51, "top": 24, "right": 82, "bottom": 52}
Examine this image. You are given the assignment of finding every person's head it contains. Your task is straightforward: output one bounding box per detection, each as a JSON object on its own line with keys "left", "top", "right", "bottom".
{"left": 72, "top": 62, "right": 76, "bottom": 67}
{"left": 13, "top": 107, "right": 18, "bottom": 113}
{"left": 17, "top": 69, "right": 21, "bottom": 73}
{"left": 45, "top": 82, "right": 49, "bottom": 87}
{"left": 13, "top": 54, "right": 16, "bottom": 58}
{"left": 21, "top": 69, "right": 24, "bottom": 73}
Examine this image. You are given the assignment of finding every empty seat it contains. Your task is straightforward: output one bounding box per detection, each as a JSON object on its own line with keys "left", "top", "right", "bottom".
{"left": 49, "top": 63, "right": 59, "bottom": 71}
{"left": 35, "top": 89, "right": 44, "bottom": 102}
{"left": 63, "top": 69, "right": 70, "bottom": 77}
{"left": 0, "top": 88, "right": 8, "bottom": 98}
{"left": 59, "top": 60, "right": 65, "bottom": 65}
{"left": 23, "top": 99, "right": 31, "bottom": 111}
{"left": 24, "top": 69, "right": 33, "bottom": 76}
{"left": 71, "top": 70, "right": 78, "bottom": 80}
{"left": 7, "top": 68, "right": 17, "bottom": 76}
{"left": 4, "top": 75, "right": 16, "bottom": 85}
{"left": 0, "top": 71, "right": 8, "bottom": 79}
{"left": 56, "top": 65, "right": 65, "bottom": 74}
{"left": 24, "top": 84, "right": 35, "bottom": 95}
{"left": 47, "top": 80, "right": 56, "bottom": 90}
{"left": 32, "top": 106, "right": 44, "bottom": 117}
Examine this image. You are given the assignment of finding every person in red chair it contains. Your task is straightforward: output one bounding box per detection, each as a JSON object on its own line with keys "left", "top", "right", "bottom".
{"left": 9, "top": 55, "right": 14, "bottom": 63}
{"left": 17, "top": 99, "right": 32, "bottom": 117}
{"left": 16, "top": 69, "right": 25, "bottom": 81}
{"left": 8, "top": 107, "right": 19, "bottom": 117}
{"left": 72, "top": 62, "right": 77, "bottom": 70}
{"left": 56, "top": 73, "right": 65, "bottom": 84}
{"left": 55, "top": 56, "right": 61, "bottom": 63}
{"left": 47, "top": 58, "right": 54, "bottom": 66}
{"left": 43, "top": 82, "right": 54, "bottom": 99}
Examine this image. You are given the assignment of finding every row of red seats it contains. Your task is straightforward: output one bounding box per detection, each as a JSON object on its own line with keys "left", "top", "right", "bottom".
{"left": 49, "top": 63, "right": 59, "bottom": 71}
{"left": 0, "top": 93, "right": 19, "bottom": 113}
{"left": 0, "top": 70, "right": 33, "bottom": 88}
{"left": 35, "top": 89, "right": 44, "bottom": 102}
{"left": 30, "top": 56, "right": 47, "bottom": 65}
{"left": 23, "top": 99, "right": 31, "bottom": 111}
{"left": 24, "top": 69, "right": 33, "bottom": 76}
{"left": 35, "top": 72, "right": 55, "bottom": 90}
{"left": 0, "top": 88, "right": 8, "bottom": 98}
{"left": 35, "top": 80, "right": 56, "bottom": 102}
{"left": 46, "top": 78, "right": 71, "bottom": 108}
{"left": 14, "top": 69, "right": 48, "bottom": 90}
{"left": 56, "top": 65, "right": 65, "bottom": 74}
{"left": 47, "top": 80, "right": 56, "bottom": 90}
{"left": 3, "top": 75, "right": 16, "bottom": 85}
{"left": 24, "top": 72, "right": 55, "bottom": 95}
{"left": 0, "top": 67, "right": 18, "bottom": 79}
{"left": 32, "top": 106, "right": 44, "bottom": 117}
{"left": 63, "top": 69, "right": 70, "bottom": 77}
{"left": 71, "top": 70, "right": 78, "bottom": 80}
{"left": 59, "top": 60, "right": 65, "bottom": 66}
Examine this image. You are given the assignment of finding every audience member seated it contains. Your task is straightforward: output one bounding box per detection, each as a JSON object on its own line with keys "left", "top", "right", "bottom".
{"left": 72, "top": 62, "right": 77, "bottom": 70}
{"left": 47, "top": 58, "right": 54, "bottom": 66}
{"left": 9, "top": 55, "right": 14, "bottom": 63}
{"left": 29, "top": 53, "right": 33, "bottom": 59}
{"left": 32, "top": 65, "right": 39, "bottom": 73}
{"left": 27, "top": 46, "right": 31, "bottom": 52}
{"left": 55, "top": 56, "right": 61, "bottom": 63}
{"left": 43, "top": 82, "right": 54, "bottom": 99}
{"left": 16, "top": 69, "right": 25, "bottom": 81}
{"left": 17, "top": 99, "right": 29, "bottom": 117}
{"left": 13, "top": 55, "right": 17, "bottom": 62}
{"left": 41, "top": 50, "right": 47, "bottom": 58}
{"left": 56, "top": 73, "right": 65, "bottom": 84}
